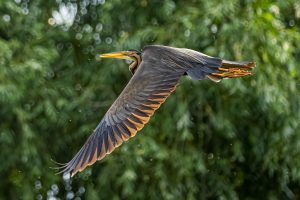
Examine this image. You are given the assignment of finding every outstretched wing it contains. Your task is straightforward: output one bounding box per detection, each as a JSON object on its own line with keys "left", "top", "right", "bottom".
{"left": 59, "top": 45, "right": 240, "bottom": 177}
{"left": 60, "top": 49, "right": 184, "bottom": 177}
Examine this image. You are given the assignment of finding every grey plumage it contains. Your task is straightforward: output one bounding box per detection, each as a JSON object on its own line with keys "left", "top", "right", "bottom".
{"left": 58, "top": 45, "right": 255, "bottom": 176}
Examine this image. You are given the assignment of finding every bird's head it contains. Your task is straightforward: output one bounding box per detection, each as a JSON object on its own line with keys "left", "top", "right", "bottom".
{"left": 100, "top": 50, "right": 142, "bottom": 74}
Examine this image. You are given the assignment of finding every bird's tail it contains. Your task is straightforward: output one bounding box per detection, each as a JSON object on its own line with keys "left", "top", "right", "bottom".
{"left": 207, "top": 60, "right": 256, "bottom": 82}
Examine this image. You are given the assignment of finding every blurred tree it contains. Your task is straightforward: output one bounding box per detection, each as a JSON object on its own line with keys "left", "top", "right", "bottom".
{"left": 0, "top": 0, "right": 299, "bottom": 199}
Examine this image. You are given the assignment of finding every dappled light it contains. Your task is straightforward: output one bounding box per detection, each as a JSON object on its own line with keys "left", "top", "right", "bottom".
{"left": 0, "top": 0, "right": 300, "bottom": 199}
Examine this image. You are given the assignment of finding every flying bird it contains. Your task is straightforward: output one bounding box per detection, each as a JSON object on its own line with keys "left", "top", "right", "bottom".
{"left": 59, "top": 45, "right": 255, "bottom": 177}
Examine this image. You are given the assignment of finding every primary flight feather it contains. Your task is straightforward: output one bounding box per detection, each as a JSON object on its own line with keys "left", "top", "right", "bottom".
{"left": 59, "top": 45, "right": 255, "bottom": 177}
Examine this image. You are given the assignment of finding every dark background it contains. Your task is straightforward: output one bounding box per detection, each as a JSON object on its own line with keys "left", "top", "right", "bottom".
{"left": 1, "top": 0, "right": 300, "bottom": 199}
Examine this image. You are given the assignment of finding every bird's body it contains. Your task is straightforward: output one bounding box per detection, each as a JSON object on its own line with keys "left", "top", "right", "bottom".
{"left": 59, "top": 45, "right": 255, "bottom": 176}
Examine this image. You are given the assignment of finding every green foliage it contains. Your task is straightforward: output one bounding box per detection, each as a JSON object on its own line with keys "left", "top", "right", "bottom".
{"left": 0, "top": 0, "right": 299, "bottom": 199}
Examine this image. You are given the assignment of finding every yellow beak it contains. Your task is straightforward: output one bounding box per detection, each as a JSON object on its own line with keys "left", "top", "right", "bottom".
{"left": 100, "top": 51, "right": 133, "bottom": 60}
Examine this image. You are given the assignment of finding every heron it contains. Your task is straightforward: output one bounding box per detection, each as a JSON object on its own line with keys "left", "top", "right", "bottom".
{"left": 59, "top": 45, "right": 255, "bottom": 177}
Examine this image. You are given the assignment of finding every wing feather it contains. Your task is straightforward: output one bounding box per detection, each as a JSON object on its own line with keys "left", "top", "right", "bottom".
{"left": 59, "top": 46, "right": 205, "bottom": 176}
{"left": 117, "top": 123, "right": 131, "bottom": 140}
{"left": 96, "top": 133, "right": 104, "bottom": 158}
{"left": 111, "top": 126, "right": 123, "bottom": 143}
{"left": 88, "top": 140, "right": 97, "bottom": 163}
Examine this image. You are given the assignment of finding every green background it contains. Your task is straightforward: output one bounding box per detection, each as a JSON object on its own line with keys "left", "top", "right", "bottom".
{"left": 1, "top": 0, "right": 300, "bottom": 199}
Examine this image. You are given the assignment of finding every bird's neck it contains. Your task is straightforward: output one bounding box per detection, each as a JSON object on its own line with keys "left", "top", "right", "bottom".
{"left": 129, "top": 54, "right": 141, "bottom": 74}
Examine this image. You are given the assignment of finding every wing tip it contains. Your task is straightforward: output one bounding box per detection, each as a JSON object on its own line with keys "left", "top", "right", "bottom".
{"left": 54, "top": 162, "right": 75, "bottom": 177}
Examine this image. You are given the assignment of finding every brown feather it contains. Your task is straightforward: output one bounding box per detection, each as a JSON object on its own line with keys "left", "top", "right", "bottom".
{"left": 59, "top": 45, "right": 255, "bottom": 177}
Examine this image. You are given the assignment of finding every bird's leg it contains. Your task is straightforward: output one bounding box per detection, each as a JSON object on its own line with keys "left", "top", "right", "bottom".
{"left": 212, "top": 61, "right": 255, "bottom": 78}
